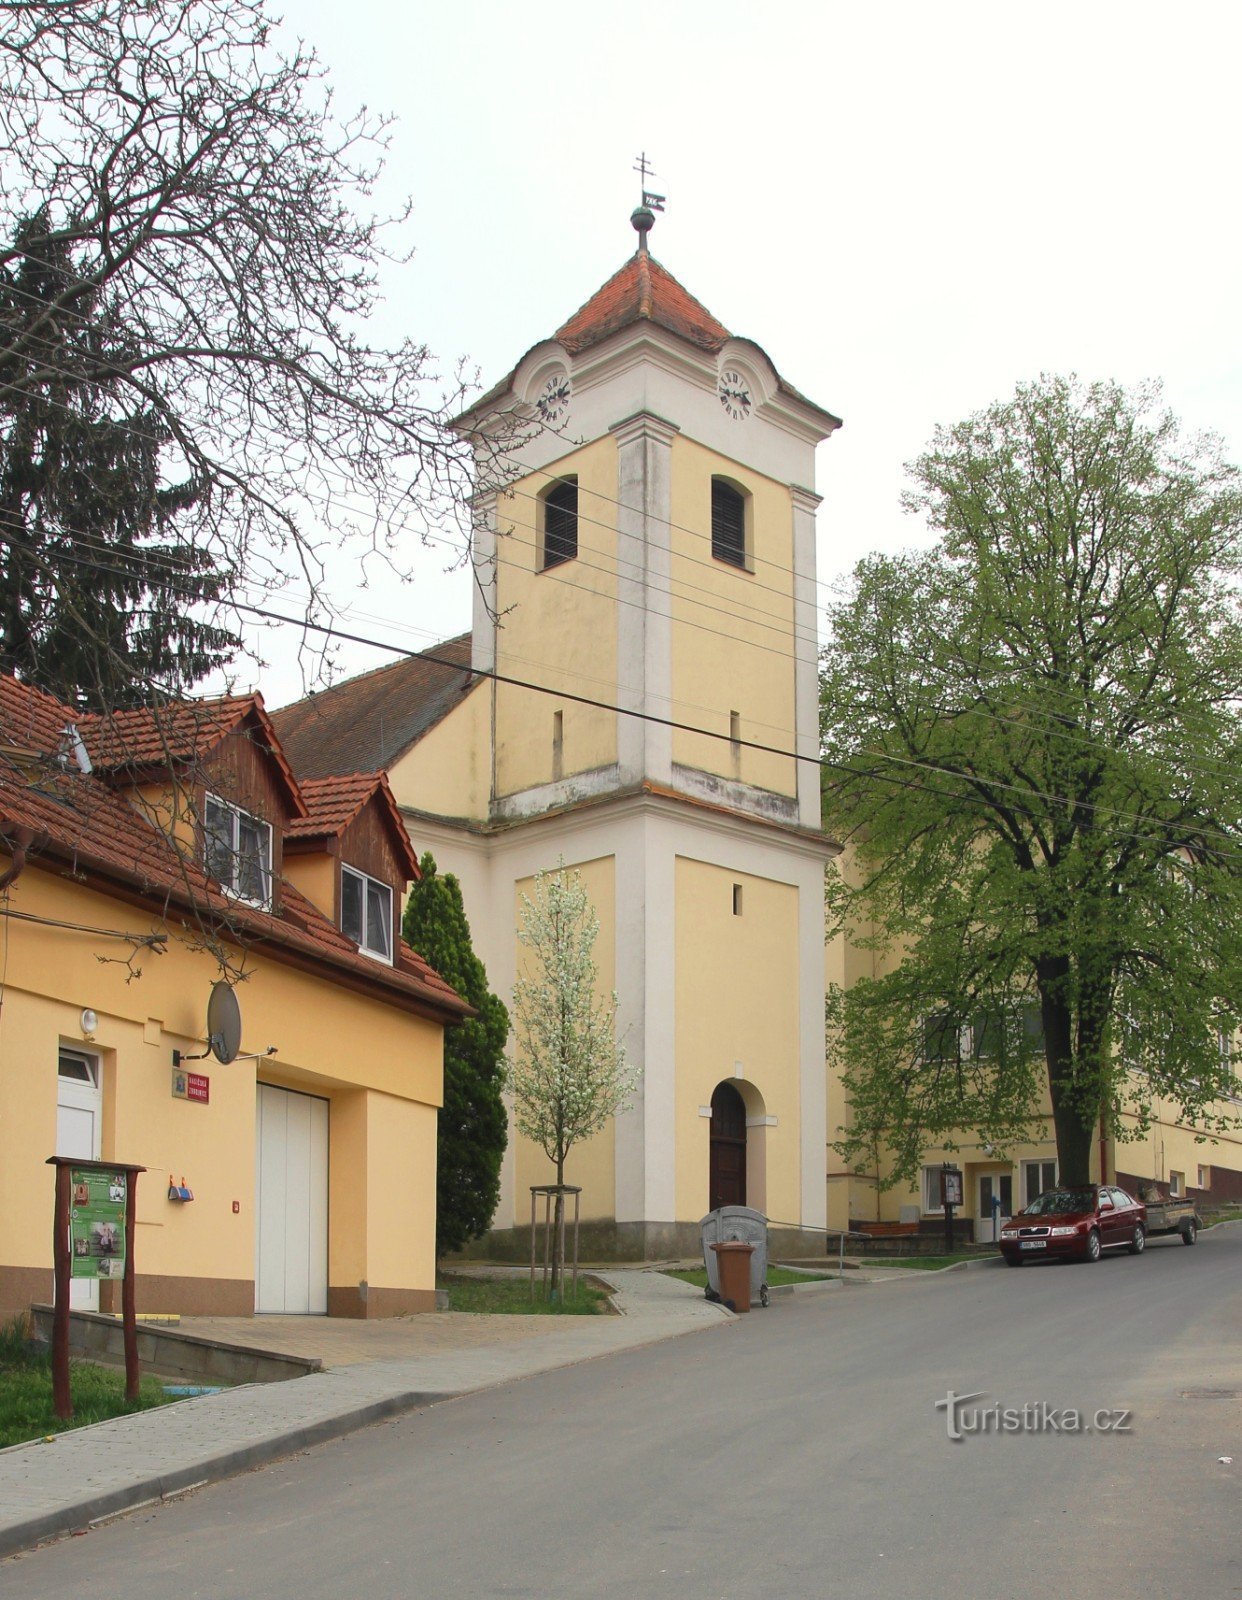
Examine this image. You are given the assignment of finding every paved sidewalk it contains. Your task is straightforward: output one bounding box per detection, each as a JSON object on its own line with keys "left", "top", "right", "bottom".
{"left": 0, "top": 1270, "right": 727, "bottom": 1559}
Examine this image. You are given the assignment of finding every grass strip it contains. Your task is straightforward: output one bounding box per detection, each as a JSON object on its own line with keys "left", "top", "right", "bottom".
{"left": 437, "top": 1274, "right": 610, "bottom": 1315}
{"left": 0, "top": 1316, "right": 175, "bottom": 1449}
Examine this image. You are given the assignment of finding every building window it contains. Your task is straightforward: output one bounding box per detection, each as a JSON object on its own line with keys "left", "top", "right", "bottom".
{"left": 552, "top": 709, "right": 564, "bottom": 781}
{"left": 1169, "top": 1169, "right": 1184, "bottom": 1197}
{"left": 921, "top": 1165, "right": 946, "bottom": 1212}
{"left": 1022, "top": 1159, "right": 1058, "bottom": 1208}
{"left": 204, "top": 794, "right": 272, "bottom": 908}
{"left": 711, "top": 478, "right": 748, "bottom": 568}
{"left": 921, "top": 1013, "right": 965, "bottom": 1065}
{"left": 541, "top": 477, "right": 578, "bottom": 569}
{"left": 341, "top": 865, "right": 393, "bottom": 963}
{"left": 1197, "top": 1165, "right": 1210, "bottom": 1190}
{"left": 58, "top": 1048, "right": 99, "bottom": 1087}
{"left": 732, "top": 883, "right": 743, "bottom": 916}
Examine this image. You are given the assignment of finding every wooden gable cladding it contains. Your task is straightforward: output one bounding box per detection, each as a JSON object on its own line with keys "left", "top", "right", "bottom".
{"left": 337, "top": 797, "right": 409, "bottom": 899}
{"left": 199, "top": 720, "right": 303, "bottom": 896}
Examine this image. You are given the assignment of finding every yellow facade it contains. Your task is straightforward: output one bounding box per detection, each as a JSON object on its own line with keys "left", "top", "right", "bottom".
{"left": 674, "top": 859, "right": 802, "bottom": 1225}
{"left": 493, "top": 439, "right": 621, "bottom": 798}
{"left": 668, "top": 438, "right": 797, "bottom": 798}
{"left": 393, "top": 677, "right": 490, "bottom": 823}
{"left": 0, "top": 858, "right": 445, "bottom": 1319}
{"left": 509, "top": 855, "right": 618, "bottom": 1221}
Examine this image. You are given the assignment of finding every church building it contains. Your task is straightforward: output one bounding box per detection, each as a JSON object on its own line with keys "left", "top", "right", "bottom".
{"left": 274, "top": 203, "right": 842, "bottom": 1257}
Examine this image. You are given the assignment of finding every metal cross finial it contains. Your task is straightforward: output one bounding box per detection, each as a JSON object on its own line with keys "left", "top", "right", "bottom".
{"left": 633, "top": 151, "right": 665, "bottom": 213}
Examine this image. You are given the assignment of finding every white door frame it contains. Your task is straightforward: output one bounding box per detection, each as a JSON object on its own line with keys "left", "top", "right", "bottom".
{"left": 977, "top": 1170, "right": 1013, "bottom": 1244}
{"left": 57, "top": 1048, "right": 102, "bottom": 1312}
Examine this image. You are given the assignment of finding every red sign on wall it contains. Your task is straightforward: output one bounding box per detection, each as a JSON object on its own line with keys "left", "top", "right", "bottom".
{"left": 171, "top": 1068, "right": 210, "bottom": 1104}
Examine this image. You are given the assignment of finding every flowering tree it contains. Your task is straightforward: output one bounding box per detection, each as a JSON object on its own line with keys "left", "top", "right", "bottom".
{"left": 509, "top": 863, "right": 636, "bottom": 1294}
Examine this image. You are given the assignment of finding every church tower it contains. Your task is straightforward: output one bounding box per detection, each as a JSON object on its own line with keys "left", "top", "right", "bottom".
{"left": 447, "top": 199, "right": 842, "bottom": 1255}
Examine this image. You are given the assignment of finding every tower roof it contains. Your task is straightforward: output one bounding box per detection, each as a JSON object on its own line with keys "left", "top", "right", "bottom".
{"left": 555, "top": 251, "right": 730, "bottom": 356}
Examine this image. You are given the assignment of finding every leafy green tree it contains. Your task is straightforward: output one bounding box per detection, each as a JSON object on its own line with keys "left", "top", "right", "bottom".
{"left": 403, "top": 854, "right": 509, "bottom": 1258}
{"left": 822, "top": 376, "right": 1242, "bottom": 1188}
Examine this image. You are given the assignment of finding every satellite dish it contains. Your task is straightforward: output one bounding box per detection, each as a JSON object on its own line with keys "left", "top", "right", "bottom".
{"left": 206, "top": 982, "right": 242, "bottom": 1065}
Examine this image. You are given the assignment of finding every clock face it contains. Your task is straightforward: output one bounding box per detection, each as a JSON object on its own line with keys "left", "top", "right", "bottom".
{"left": 536, "top": 372, "right": 571, "bottom": 425}
{"left": 718, "top": 368, "right": 752, "bottom": 421}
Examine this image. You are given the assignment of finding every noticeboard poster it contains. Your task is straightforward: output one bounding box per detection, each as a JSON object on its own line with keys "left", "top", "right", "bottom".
{"left": 69, "top": 1168, "right": 127, "bottom": 1280}
{"left": 940, "top": 1168, "right": 964, "bottom": 1208}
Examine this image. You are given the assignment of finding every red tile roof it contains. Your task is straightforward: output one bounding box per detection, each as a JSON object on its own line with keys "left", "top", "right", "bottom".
{"left": 287, "top": 771, "right": 421, "bottom": 881}
{"left": 0, "top": 675, "right": 469, "bottom": 1022}
{"left": 457, "top": 251, "right": 841, "bottom": 434}
{"left": 555, "top": 252, "right": 731, "bottom": 355}
{"left": 80, "top": 694, "right": 306, "bottom": 816}
{"left": 271, "top": 635, "right": 476, "bottom": 780}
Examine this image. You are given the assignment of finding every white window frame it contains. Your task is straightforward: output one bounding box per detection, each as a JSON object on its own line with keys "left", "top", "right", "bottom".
{"left": 1021, "top": 1158, "right": 1058, "bottom": 1210}
{"left": 203, "top": 792, "right": 273, "bottom": 910}
{"left": 340, "top": 864, "right": 394, "bottom": 965}
{"left": 1197, "top": 1164, "right": 1210, "bottom": 1190}
{"left": 920, "top": 1165, "right": 945, "bottom": 1214}
{"left": 1169, "top": 1169, "right": 1184, "bottom": 1197}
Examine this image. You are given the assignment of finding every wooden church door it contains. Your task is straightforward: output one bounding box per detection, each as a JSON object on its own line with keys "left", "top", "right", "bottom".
{"left": 709, "top": 1081, "right": 747, "bottom": 1210}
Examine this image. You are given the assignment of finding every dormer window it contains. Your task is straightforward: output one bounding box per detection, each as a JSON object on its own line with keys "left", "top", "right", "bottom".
{"left": 341, "top": 865, "right": 393, "bottom": 964}
{"left": 541, "top": 477, "right": 579, "bottom": 570}
{"left": 711, "top": 478, "right": 749, "bottom": 568}
{"left": 204, "top": 794, "right": 272, "bottom": 908}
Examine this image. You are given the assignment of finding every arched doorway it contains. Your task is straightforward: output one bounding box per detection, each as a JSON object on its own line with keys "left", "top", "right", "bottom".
{"left": 709, "top": 1081, "right": 748, "bottom": 1209}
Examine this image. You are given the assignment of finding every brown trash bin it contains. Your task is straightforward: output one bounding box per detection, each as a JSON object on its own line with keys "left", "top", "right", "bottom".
{"left": 710, "top": 1240, "right": 755, "bottom": 1312}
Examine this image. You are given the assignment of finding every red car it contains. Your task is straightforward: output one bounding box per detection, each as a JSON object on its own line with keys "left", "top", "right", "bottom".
{"left": 999, "top": 1185, "right": 1147, "bottom": 1265}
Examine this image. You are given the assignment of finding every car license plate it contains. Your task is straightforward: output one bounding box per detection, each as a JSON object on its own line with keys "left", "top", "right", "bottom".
{"left": 1020, "top": 1240, "right": 1046, "bottom": 1250}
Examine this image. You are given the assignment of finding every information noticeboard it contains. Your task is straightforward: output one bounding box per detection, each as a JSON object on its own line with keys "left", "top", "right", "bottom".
{"left": 69, "top": 1167, "right": 127, "bottom": 1280}
{"left": 940, "top": 1168, "right": 964, "bottom": 1208}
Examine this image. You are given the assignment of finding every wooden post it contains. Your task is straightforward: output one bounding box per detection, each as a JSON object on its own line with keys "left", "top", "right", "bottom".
{"left": 557, "top": 1187, "right": 567, "bottom": 1304}
{"left": 51, "top": 1161, "right": 72, "bottom": 1420}
{"left": 529, "top": 1187, "right": 537, "bottom": 1301}
{"left": 123, "top": 1169, "right": 139, "bottom": 1401}
{"left": 571, "top": 1190, "right": 580, "bottom": 1297}
{"left": 46, "top": 1157, "right": 146, "bottom": 1419}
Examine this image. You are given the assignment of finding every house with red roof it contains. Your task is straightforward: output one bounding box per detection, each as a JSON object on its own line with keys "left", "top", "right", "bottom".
{"left": 0, "top": 674, "right": 469, "bottom": 1320}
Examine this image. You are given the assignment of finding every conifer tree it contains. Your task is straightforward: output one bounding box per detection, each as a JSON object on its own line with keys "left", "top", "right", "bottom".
{"left": 403, "top": 854, "right": 509, "bottom": 1257}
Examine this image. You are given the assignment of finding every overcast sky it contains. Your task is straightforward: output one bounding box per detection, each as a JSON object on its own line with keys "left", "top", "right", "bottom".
{"left": 248, "top": 0, "right": 1242, "bottom": 707}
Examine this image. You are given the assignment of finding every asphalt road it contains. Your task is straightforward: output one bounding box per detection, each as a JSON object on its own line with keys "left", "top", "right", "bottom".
{"left": 5, "top": 1228, "right": 1240, "bottom": 1600}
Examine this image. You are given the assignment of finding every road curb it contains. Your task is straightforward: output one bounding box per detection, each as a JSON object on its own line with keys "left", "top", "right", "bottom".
{"left": 0, "top": 1388, "right": 456, "bottom": 1560}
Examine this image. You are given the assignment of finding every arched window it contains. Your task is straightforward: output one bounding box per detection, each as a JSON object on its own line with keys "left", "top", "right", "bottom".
{"left": 542, "top": 477, "right": 578, "bottom": 570}
{"left": 711, "top": 477, "right": 747, "bottom": 568}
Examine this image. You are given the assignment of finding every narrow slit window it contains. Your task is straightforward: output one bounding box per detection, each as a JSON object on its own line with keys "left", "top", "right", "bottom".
{"left": 732, "top": 883, "right": 743, "bottom": 916}
{"left": 552, "top": 709, "right": 564, "bottom": 780}
{"left": 543, "top": 478, "right": 579, "bottom": 569}
{"left": 711, "top": 479, "right": 747, "bottom": 567}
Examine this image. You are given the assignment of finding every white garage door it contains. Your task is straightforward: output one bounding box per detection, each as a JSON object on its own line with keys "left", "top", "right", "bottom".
{"left": 255, "top": 1084, "right": 328, "bottom": 1314}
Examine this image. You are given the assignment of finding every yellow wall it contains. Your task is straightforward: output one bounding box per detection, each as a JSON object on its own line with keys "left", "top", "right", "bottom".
{"left": 673, "top": 858, "right": 801, "bottom": 1222}
{"left": 0, "top": 860, "right": 443, "bottom": 1315}
{"left": 283, "top": 850, "right": 337, "bottom": 921}
{"left": 390, "top": 680, "right": 490, "bottom": 822}
{"left": 493, "top": 439, "right": 619, "bottom": 797}
{"left": 668, "top": 438, "right": 797, "bottom": 797}
{"left": 509, "top": 855, "right": 617, "bottom": 1221}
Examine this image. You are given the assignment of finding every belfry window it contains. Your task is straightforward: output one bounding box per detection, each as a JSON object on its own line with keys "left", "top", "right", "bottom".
{"left": 542, "top": 478, "right": 579, "bottom": 570}
{"left": 711, "top": 478, "right": 747, "bottom": 568}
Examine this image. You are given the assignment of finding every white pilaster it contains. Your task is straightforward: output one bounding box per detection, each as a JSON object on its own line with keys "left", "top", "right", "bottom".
{"left": 611, "top": 412, "right": 679, "bottom": 789}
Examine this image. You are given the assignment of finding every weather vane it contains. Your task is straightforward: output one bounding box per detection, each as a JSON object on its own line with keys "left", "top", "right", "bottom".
{"left": 631, "top": 152, "right": 665, "bottom": 251}
{"left": 633, "top": 151, "right": 666, "bottom": 213}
